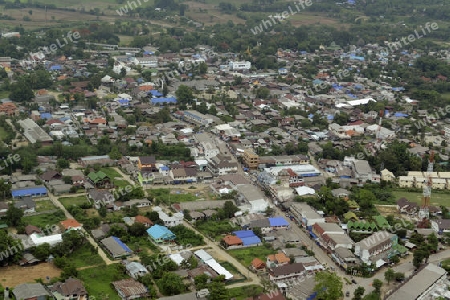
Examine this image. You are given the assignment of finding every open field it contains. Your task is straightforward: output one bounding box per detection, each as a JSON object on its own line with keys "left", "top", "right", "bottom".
{"left": 22, "top": 210, "right": 66, "bottom": 228}
{"left": 59, "top": 195, "right": 90, "bottom": 209}
{"left": 147, "top": 188, "right": 201, "bottom": 205}
{"left": 392, "top": 190, "right": 450, "bottom": 207}
{"left": 228, "top": 245, "right": 275, "bottom": 267}
{"left": 0, "top": 263, "right": 61, "bottom": 288}
{"left": 228, "top": 285, "right": 264, "bottom": 300}
{"left": 78, "top": 264, "right": 128, "bottom": 300}
{"left": 35, "top": 200, "right": 57, "bottom": 212}
{"left": 70, "top": 244, "right": 106, "bottom": 268}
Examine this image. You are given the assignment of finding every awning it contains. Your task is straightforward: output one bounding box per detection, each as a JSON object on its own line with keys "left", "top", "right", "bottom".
{"left": 375, "top": 259, "right": 386, "bottom": 268}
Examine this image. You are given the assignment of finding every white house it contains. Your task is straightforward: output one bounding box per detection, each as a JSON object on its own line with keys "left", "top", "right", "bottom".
{"left": 133, "top": 57, "right": 158, "bottom": 68}
{"left": 153, "top": 206, "right": 183, "bottom": 227}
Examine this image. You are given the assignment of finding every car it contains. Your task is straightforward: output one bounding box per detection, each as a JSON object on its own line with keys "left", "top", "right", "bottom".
{"left": 351, "top": 279, "right": 357, "bottom": 284}
{"left": 345, "top": 291, "right": 350, "bottom": 297}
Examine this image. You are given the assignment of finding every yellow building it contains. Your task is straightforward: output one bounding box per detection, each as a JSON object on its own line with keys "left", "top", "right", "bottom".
{"left": 243, "top": 149, "right": 259, "bottom": 169}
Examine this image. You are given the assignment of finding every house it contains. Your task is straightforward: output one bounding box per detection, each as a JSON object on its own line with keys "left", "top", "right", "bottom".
{"left": 60, "top": 219, "right": 82, "bottom": 231}
{"left": 251, "top": 258, "right": 266, "bottom": 271}
{"left": 431, "top": 219, "right": 450, "bottom": 234}
{"left": 40, "top": 170, "right": 62, "bottom": 182}
{"left": 12, "top": 186, "right": 48, "bottom": 198}
{"left": 208, "top": 155, "right": 238, "bottom": 176}
{"left": 266, "top": 253, "right": 291, "bottom": 267}
{"left": 50, "top": 278, "right": 88, "bottom": 300}
{"left": 112, "top": 279, "right": 148, "bottom": 300}
{"left": 147, "top": 224, "right": 176, "bottom": 243}
{"left": 14, "top": 196, "right": 36, "bottom": 214}
{"left": 13, "top": 283, "right": 51, "bottom": 300}
{"left": 138, "top": 156, "right": 157, "bottom": 171}
{"left": 269, "top": 263, "right": 306, "bottom": 282}
{"left": 88, "top": 189, "right": 115, "bottom": 208}
{"left": 222, "top": 235, "right": 243, "bottom": 248}
{"left": 124, "top": 261, "right": 149, "bottom": 279}
{"left": 134, "top": 215, "right": 153, "bottom": 227}
{"left": 87, "top": 171, "right": 112, "bottom": 188}
{"left": 169, "top": 167, "right": 197, "bottom": 183}
{"left": 290, "top": 202, "right": 325, "bottom": 227}
{"left": 101, "top": 236, "right": 133, "bottom": 258}
{"left": 25, "top": 225, "right": 42, "bottom": 235}
{"left": 153, "top": 206, "right": 183, "bottom": 227}
{"left": 396, "top": 197, "right": 418, "bottom": 214}
{"left": 333, "top": 247, "right": 359, "bottom": 270}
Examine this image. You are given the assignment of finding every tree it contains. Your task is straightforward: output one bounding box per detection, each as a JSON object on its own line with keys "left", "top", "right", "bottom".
{"left": 194, "top": 274, "right": 209, "bottom": 290}
{"left": 313, "top": 271, "right": 343, "bottom": 300}
{"left": 208, "top": 276, "right": 229, "bottom": 300}
{"left": 158, "top": 272, "right": 185, "bottom": 295}
{"left": 6, "top": 204, "right": 24, "bottom": 226}
{"left": 33, "top": 243, "right": 51, "bottom": 261}
{"left": 57, "top": 158, "right": 70, "bottom": 169}
{"left": 394, "top": 272, "right": 405, "bottom": 282}
{"left": 353, "top": 287, "right": 365, "bottom": 300}
{"left": 222, "top": 200, "right": 238, "bottom": 218}
{"left": 98, "top": 205, "right": 107, "bottom": 218}
{"left": 129, "top": 222, "right": 147, "bottom": 237}
{"left": 372, "top": 279, "right": 383, "bottom": 294}
{"left": 427, "top": 233, "right": 438, "bottom": 252}
{"left": 175, "top": 85, "right": 194, "bottom": 104}
{"left": 384, "top": 268, "right": 395, "bottom": 284}
{"left": 0, "top": 230, "right": 23, "bottom": 264}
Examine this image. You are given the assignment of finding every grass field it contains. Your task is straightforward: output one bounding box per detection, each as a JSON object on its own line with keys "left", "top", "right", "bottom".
{"left": 35, "top": 200, "right": 57, "bottom": 212}
{"left": 228, "top": 245, "right": 275, "bottom": 267}
{"left": 392, "top": 190, "right": 450, "bottom": 207}
{"left": 228, "top": 285, "right": 264, "bottom": 300}
{"left": 70, "top": 243, "right": 106, "bottom": 268}
{"left": 22, "top": 210, "right": 66, "bottom": 228}
{"left": 147, "top": 188, "right": 199, "bottom": 205}
{"left": 59, "top": 195, "right": 90, "bottom": 209}
{"left": 78, "top": 264, "right": 129, "bottom": 300}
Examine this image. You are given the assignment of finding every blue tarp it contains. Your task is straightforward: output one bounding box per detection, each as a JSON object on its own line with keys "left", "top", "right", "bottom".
{"left": 392, "top": 87, "right": 405, "bottom": 91}
{"left": 327, "top": 115, "right": 334, "bottom": 120}
{"left": 309, "top": 231, "right": 318, "bottom": 239}
{"left": 49, "top": 65, "right": 62, "bottom": 71}
{"left": 394, "top": 112, "right": 408, "bottom": 117}
{"left": 151, "top": 97, "right": 177, "bottom": 104}
{"left": 241, "top": 236, "right": 262, "bottom": 246}
{"left": 269, "top": 217, "right": 289, "bottom": 227}
{"left": 112, "top": 236, "right": 132, "bottom": 253}
{"left": 233, "top": 230, "right": 256, "bottom": 238}
{"left": 312, "top": 79, "right": 323, "bottom": 85}
{"left": 117, "top": 99, "right": 130, "bottom": 105}
{"left": 12, "top": 186, "right": 47, "bottom": 198}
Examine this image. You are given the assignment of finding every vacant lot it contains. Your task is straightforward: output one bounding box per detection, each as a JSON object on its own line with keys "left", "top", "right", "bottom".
{"left": 35, "top": 200, "right": 57, "bottom": 212}
{"left": 0, "top": 263, "right": 61, "bottom": 288}
{"left": 22, "top": 210, "right": 66, "bottom": 228}
{"left": 70, "top": 244, "right": 106, "bottom": 268}
{"left": 392, "top": 190, "right": 450, "bottom": 207}
{"left": 228, "top": 245, "right": 275, "bottom": 266}
{"left": 147, "top": 188, "right": 199, "bottom": 205}
{"left": 59, "top": 195, "right": 90, "bottom": 209}
{"left": 78, "top": 264, "right": 128, "bottom": 300}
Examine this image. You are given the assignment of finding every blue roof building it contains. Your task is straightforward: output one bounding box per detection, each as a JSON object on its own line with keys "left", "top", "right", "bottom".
{"left": 147, "top": 224, "right": 176, "bottom": 243}
{"left": 101, "top": 236, "right": 133, "bottom": 258}
{"left": 269, "top": 217, "right": 290, "bottom": 228}
{"left": 150, "top": 97, "right": 177, "bottom": 105}
{"left": 40, "top": 113, "right": 52, "bottom": 120}
{"left": 12, "top": 186, "right": 47, "bottom": 198}
{"left": 150, "top": 90, "right": 163, "bottom": 97}
{"left": 49, "top": 65, "right": 62, "bottom": 71}
{"left": 233, "top": 230, "right": 261, "bottom": 246}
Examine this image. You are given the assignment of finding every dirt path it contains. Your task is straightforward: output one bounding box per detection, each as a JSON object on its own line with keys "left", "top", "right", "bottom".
{"left": 47, "top": 192, "right": 117, "bottom": 265}
{"left": 0, "top": 263, "right": 61, "bottom": 288}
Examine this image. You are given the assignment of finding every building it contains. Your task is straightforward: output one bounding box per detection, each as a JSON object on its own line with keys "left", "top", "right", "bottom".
{"left": 13, "top": 283, "right": 51, "bottom": 300}
{"left": 398, "top": 176, "right": 414, "bottom": 188}
{"left": 183, "top": 110, "right": 213, "bottom": 126}
{"left": 133, "top": 57, "right": 158, "bottom": 68}
{"left": 12, "top": 186, "right": 48, "bottom": 198}
{"left": 147, "top": 224, "right": 176, "bottom": 243}
{"left": 229, "top": 61, "right": 251, "bottom": 71}
{"left": 101, "top": 236, "right": 133, "bottom": 258}
{"left": 290, "top": 202, "right": 325, "bottom": 227}
{"left": 169, "top": 167, "right": 197, "bottom": 183}
{"left": 269, "top": 263, "right": 306, "bottom": 282}
{"left": 208, "top": 155, "right": 238, "bottom": 176}
{"left": 243, "top": 149, "right": 259, "bottom": 169}
{"left": 124, "top": 261, "right": 149, "bottom": 279}
{"left": 138, "top": 156, "right": 157, "bottom": 171}
{"left": 50, "top": 278, "right": 88, "bottom": 300}
{"left": 14, "top": 196, "right": 36, "bottom": 214}
{"left": 60, "top": 219, "right": 83, "bottom": 231}
{"left": 153, "top": 206, "right": 183, "bottom": 227}
{"left": 112, "top": 279, "right": 148, "bottom": 300}
{"left": 354, "top": 231, "right": 397, "bottom": 266}
{"left": 18, "top": 118, "right": 53, "bottom": 145}
{"left": 386, "top": 264, "right": 447, "bottom": 300}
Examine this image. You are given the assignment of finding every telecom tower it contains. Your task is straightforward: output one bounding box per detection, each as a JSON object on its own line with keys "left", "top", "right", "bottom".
{"left": 374, "top": 110, "right": 383, "bottom": 150}
{"left": 419, "top": 151, "right": 434, "bottom": 219}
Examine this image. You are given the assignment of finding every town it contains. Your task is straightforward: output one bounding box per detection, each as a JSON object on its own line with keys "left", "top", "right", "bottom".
{"left": 0, "top": 0, "right": 450, "bottom": 299}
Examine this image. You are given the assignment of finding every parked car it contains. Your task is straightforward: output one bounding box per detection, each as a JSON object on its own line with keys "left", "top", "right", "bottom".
{"left": 346, "top": 291, "right": 350, "bottom": 297}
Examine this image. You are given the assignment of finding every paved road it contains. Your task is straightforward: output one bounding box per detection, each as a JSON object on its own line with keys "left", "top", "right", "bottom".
{"left": 47, "top": 192, "right": 116, "bottom": 265}
{"left": 181, "top": 220, "right": 262, "bottom": 287}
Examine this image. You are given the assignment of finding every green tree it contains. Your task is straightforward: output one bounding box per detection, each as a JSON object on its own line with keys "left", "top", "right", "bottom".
{"left": 313, "top": 271, "right": 343, "bottom": 300}
{"left": 158, "top": 272, "right": 185, "bottom": 295}
{"left": 427, "top": 233, "right": 438, "bottom": 252}
{"left": 175, "top": 85, "right": 194, "bottom": 104}
{"left": 129, "top": 222, "right": 147, "bottom": 237}
{"left": 255, "top": 87, "right": 270, "bottom": 99}
{"left": 208, "top": 276, "right": 229, "bottom": 300}
{"left": 384, "top": 268, "right": 395, "bottom": 284}
{"left": 353, "top": 287, "right": 365, "bottom": 300}
{"left": 372, "top": 279, "right": 383, "bottom": 294}
{"left": 0, "top": 230, "right": 23, "bottom": 263}
{"left": 33, "top": 243, "right": 51, "bottom": 261}
{"left": 6, "top": 204, "right": 24, "bottom": 226}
